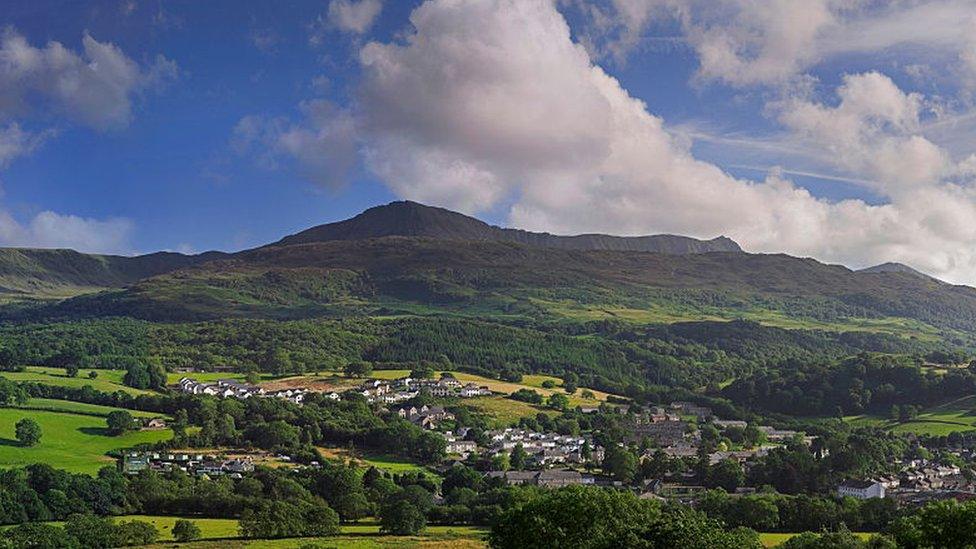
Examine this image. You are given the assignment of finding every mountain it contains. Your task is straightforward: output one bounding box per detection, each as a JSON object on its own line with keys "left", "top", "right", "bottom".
{"left": 858, "top": 262, "right": 939, "bottom": 281}
{"left": 0, "top": 248, "right": 226, "bottom": 298}
{"left": 2, "top": 201, "right": 976, "bottom": 343}
{"left": 272, "top": 201, "right": 742, "bottom": 254}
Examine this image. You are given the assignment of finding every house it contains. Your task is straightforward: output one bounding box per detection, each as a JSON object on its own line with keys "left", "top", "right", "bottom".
{"left": 445, "top": 440, "right": 478, "bottom": 457}
{"left": 486, "top": 470, "right": 584, "bottom": 488}
{"left": 142, "top": 417, "right": 167, "bottom": 429}
{"left": 460, "top": 383, "right": 491, "bottom": 397}
{"left": 713, "top": 420, "right": 748, "bottom": 430}
{"left": 626, "top": 420, "right": 688, "bottom": 446}
{"left": 837, "top": 480, "right": 886, "bottom": 499}
{"left": 535, "top": 470, "right": 583, "bottom": 488}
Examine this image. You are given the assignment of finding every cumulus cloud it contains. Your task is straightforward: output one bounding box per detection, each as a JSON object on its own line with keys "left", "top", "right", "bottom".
{"left": 328, "top": 0, "right": 383, "bottom": 34}
{"left": 774, "top": 71, "right": 950, "bottom": 194}
{"left": 0, "top": 27, "right": 178, "bottom": 130}
{"left": 342, "top": 0, "right": 976, "bottom": 284}
{"left": 0, "top": 209, "right": 134, "bottom": 254}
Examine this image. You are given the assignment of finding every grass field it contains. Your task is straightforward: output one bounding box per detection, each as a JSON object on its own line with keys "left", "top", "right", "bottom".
{"left": 0, "top": 408, "right": 173, "bottom": 474}
{"left": 0, "top": 366, "right": 152, "bottom": 395}
{"left": 10, "top": 516, "right": 486, "bottom": 547}
{"left": 135, "top": 532, "right": 486, "bottom": 549}
{"left": 317, "top": 446, "right": 431, "bottom": 476}
{"left": 15, "top": 398, "right": 163, "bottom": 419}
{"left": 845, "top": 396, "right": 976, "bottom": 436}
{"left": 463, "top": 396, "right": 556, "bottom": 427}
{"left": 759, "top": 532, "right": 872, "bottom": 547}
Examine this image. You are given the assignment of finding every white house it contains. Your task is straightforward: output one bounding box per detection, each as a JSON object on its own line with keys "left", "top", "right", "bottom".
{"left": 837, "top": 480, "right": 885, "bottom": 499}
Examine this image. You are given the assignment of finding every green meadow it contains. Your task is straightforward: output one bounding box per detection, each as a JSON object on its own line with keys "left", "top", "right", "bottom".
{"left": 759, "top": 532, "right": 872, "bottom": 547}
{"left": 845, "top": 395, "right": 976, "bottom": 436}
{"left": 6, "top": 516, "right": 488, "bottom": 548}
{"left": 0, "top": 366, "right": 152, "bottom": 395}
{"left": 16, "top": 398, "right": 163, "bottom": 418}
{"left": 0, "top": 407, "right": 173, "bottom": 474}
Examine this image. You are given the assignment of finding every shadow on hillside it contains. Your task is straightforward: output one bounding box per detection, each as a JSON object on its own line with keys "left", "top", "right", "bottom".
{"left": 79, "top": 427, "right": 113, "bottom": 437}
{"left": 0, "top": 437, "right": 24, "bottom": 447}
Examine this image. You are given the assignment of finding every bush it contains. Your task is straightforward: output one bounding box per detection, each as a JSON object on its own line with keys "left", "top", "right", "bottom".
{"left": 15, "top": 418, "right": 41, "bottom": 446}
{"left": 172, "top": 519, "right": 201, "bottom": 542}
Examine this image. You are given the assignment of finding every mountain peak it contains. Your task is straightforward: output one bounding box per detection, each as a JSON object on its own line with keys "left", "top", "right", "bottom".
{"left": 272, "top": 200, "right": 743, "bottom": 254}
{"left": 857, "top": 262, "right": 941, "bottom": 282}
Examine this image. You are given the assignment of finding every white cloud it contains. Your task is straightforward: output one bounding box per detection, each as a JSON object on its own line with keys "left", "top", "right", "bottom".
{"left": 0, "top": 27, "right": 178, "bottom": 131}
{"left": 328, "top": 0, "right": 383, "bottom": 34}
{"left": 774, "top": 71, "right": 950, "bottom": 194}
{"left": 585, "top": 0, "right": 976, "bottom": 90}
{"left": 0, "top": 123, "right": 54, "bottom": 169}
{"left": 0, "top": 209, "right": 134, "bottom": 254}
{"left": 232, "top": 99, "right": 358, "bottom": 188}
{"left": 344, "top": 0, "right": 976, "bottom": 284}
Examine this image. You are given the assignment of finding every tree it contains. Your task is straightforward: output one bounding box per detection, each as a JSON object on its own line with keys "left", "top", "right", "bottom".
{"left": 63, "top": 514, "right": 116, "bottom": 549}
{"left": 87, "top": 370, "right": 98, "bottom": 379}
{"left": 411, "top": 363, "right": 435, "bottom": 379}
{"left": 890, "top": 500, "right": 976, "bottom": 548}
{"left": 122, "top": 363, "right": 166, "bottom": 390}
{"left": 240, "top": 501, "right": 305, "bottom": 539}
{"left": 491, "top": 452, "right": 510, "bottom": 472}
{"left": 602, "top": 445, "right": 637, "bottom": 483}
{"left": 267, "top": 349, "right": 293, "bottom": 376}
{"left": 344, "top": 361, "right": 373, "bottom": 378}
{"left": 707, "top": 459, "right": 745, "bottom": 492}
{"left": 65, "top": 364, "right": 80, "bottom": 378}
{"left": 0, "top": 377, "right": 28, "bottom": 406}
{"left": 106, "top": 410, "right": 135, "bottom": 436}
{"left": 216, "top": 413, "right": 237, "bottom": 444}
{"left": 5, "top": 522, "right": 77, "bottom": 549}
{"left": 15, "top": 418, "right": 41, "bottom": 447}
{"left": 563, "top": 372, "right": 579, "bottom": 395}
{"left": 303, "top": 504, "right": 341, "bottom": 537}
{"left": 113, "top": 520, "right": 159, "bottom": 546}
{"left": 172, "top": 519, "right": 201, "bottom": 543}
{"left": 172, "top": 409, "right": 189, "bottom": 440}
{"left": 490, "top": 487, "right": 761, "bottom": 549}
{"left": 510, "top": 389, "right": 543, "bottom": 404}
{"left": 380, "top": 500, "right": 426, "bottom": 535}
{"left": 547, "top": 393, "right": 570, "bottom": 411}
{"left": 510, "top": 443, "right": 528, "bottom": 470}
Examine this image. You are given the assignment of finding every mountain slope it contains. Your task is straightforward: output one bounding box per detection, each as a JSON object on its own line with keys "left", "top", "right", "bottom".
{"left": 17, "top": 236, "right": 975, "bottom": 341}
{"left": 858, "top": 262, "right": 940, "bottom": 282}
{"left": 273, "top": 201, "right": 742, "bottom": 254}
{"left": 0, "top": 248, "right": 226, "bottom": 298}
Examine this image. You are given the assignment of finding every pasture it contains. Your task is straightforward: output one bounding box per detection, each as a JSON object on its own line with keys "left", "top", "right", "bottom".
{"left": 845, "top": 396, "right": 976, "bottom": 436}
{"left": 0, "top": 407, "right": 172, "bottom": 474}
{"left": 0, "top": 366, "right": 152, "bottom": 395}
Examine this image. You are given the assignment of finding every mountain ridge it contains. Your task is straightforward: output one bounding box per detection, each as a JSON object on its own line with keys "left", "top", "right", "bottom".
{"left": 272, "top": 200, "right": 743, "bottom": 254}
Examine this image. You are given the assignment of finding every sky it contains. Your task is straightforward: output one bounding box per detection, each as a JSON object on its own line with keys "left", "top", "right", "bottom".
{"left": 4, "top": 1, "right": 976, "bottom": 284}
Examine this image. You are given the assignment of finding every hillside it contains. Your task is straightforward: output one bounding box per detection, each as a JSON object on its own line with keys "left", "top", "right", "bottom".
{"left": 1, "top": 201, "right": 976, "bottom": 343}
{"left": 272, "top": 200, "right": 742, "bottom": 254}
{"left": 858, "top": 262, "right": 939, "bottom": 281}
{"left": 0, "top": 248, "right": 225, "bottom": 298}
{"left": 6, "top": 235, "right": 971, "bottom": 341}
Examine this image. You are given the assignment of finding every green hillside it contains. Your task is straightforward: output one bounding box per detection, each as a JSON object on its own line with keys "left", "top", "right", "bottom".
{"left": 11, "top": 236, "right": 971, "bottom": 345}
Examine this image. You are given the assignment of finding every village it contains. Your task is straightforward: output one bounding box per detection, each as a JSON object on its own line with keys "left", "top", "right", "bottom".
{"left": 169, "top": 372, "right": 976, "bottom": 508}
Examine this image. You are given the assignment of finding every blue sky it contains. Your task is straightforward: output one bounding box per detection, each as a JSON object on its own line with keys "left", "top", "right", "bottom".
{"left": 4, "top": 1, "right": 976, "bottom": 283}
